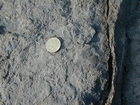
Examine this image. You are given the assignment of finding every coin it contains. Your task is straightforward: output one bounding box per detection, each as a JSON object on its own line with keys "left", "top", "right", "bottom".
{"left": 46, "top": 37, "right": 61, "bottom": 53}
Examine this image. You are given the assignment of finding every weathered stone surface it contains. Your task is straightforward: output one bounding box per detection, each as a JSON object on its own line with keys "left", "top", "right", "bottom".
{"left": 0, "top": 0, "right": 140, "bottom": 105}
{"left": 0, "top": 0, "right": 110, "bottom": 105}
{"left": 122, "top": 1, "right": 140, "bottom": 105}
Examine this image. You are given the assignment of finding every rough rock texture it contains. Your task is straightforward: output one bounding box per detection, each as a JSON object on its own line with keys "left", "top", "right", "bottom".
{"left": 0, "top": 0, "right": 110, "bottom": 105}
{"left": 0, "top": 0, "right": 140, "bottom": 105}
{"left": 122, "top": 1, "right": 140, "bottom": 105}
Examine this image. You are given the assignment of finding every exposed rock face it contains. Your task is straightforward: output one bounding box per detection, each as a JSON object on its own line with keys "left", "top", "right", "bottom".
{"left": 122, "top": 1, "right": 140, "bottom": 105}
{"left": 0, "top": 0, "right": 140, "bottom": 105}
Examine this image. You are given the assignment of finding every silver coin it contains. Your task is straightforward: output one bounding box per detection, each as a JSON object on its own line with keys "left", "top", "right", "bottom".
{"left": 46, "top": 37, "right": 61, "bottom": 53}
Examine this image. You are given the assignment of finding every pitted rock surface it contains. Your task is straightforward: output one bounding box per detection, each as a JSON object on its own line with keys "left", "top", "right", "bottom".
{"left": 0, "top": 0, "right": 140, "bottom": 105}
{"left": 0, "top": 1, "right": 110, "bottom": 105}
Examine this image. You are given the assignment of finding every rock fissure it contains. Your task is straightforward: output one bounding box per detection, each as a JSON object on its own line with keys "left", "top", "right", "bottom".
{"left": 105, "top": 0, "right": 115, "bottom": 104}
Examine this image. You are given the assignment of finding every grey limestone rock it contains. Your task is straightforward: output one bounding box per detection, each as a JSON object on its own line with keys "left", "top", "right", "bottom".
{"left": 0, "top": 0, "right": 110, "bottom": 105}
{"left": 0, "top": 0, "right": 140, "bottom": 105}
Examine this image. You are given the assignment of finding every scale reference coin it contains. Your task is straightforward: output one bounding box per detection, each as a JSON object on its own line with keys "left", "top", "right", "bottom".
{"left": 46, "top": 37, "right": 61, "bottom": 53}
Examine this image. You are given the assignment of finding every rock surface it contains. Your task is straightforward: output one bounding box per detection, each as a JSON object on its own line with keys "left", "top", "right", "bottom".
{"left": 122, "top": 1, "right": 140, "bottom": 105}
{"left": 0, "top": 0, "right": 140, "bottom": 105}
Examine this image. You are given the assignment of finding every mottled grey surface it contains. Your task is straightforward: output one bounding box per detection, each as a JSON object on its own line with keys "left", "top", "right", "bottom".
{"left": 0, "top": 0, "right": 140, "bottom": 105}
{"left": 0, "top": 0, "right": 110, "bottom": 105}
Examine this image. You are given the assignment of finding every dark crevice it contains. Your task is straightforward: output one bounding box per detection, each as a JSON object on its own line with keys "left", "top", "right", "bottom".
{"left": 106, "top": 0, "right": 109, "bottom": 17}
{"left": 106, "top": 23, "right": 109, "bottom": 40}
{"left": 107, "top": 52, "right": 113, "bottom": 96}
{"left": 104, "top": 0, "right": 114, "bottom": 104}
{"left": 104, "top": 23, "right": 114, "bottom": 104}
{"left": 101, "top": 0, "right": 114, "bottom": 104}
{"left": 96, "top": 49, "right": 114, "bottom": 105}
